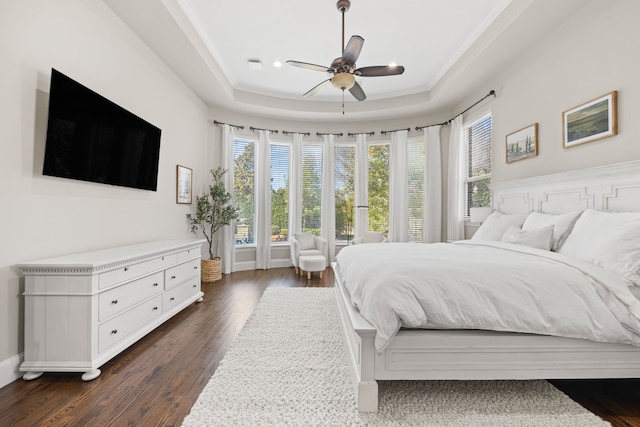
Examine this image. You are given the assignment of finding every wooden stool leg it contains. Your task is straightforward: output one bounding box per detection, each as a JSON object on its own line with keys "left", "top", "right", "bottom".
{"left": 307, "top": 271, "right": 311, "bottom": 280}
{"left": 319, "top": 271, "right": 323, "bottom": 279}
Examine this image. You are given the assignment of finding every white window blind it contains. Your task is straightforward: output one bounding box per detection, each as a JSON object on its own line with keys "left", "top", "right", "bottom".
{"left": 270, "top": 143, "right": 290, "bottom": 243}
{"left": 463, "top": 113, "right": 492, "bottom": 217}
{"left": 335, "top": 145, "right": 355, "bottom": 242}
{"left": 301, "top": 144, "right": 323, "bottom": 235}
{"left": 368, "top": 143, "right": 389, "bottom": 234}
{"left": 407, "top": 137, "right": 425, "bottom": 242}
{"left": 233, "top": 138, "right": 256, "bottom": 245}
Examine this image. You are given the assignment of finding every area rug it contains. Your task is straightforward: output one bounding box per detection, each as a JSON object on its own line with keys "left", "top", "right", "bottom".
{"left": 182, "top": 288, "right": 610, "bottom": 426}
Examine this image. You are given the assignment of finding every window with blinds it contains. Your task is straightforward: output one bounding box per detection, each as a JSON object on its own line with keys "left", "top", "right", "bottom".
{"left": 270, "top": 143, "right": 290, "bottom": 243}
{"left": 301, "top": 144, "right": 323, "bottom": 235}
{"left": 463, "top": 113, "right": 492, "bottom": 217}
{"left": 407, "top": 137, "right": 425, "bottom": 242}
{"left": 368, "top": 143, "right": 389, "bottom": 234}
{"left": 335, "top": 145, "right": 355, "bottom": 242}
{"left": 233, "top": 138, "right": 256, "bottom": 245}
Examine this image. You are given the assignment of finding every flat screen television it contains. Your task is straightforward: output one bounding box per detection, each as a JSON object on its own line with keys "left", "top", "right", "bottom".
{"left": 43, "top": 68, "right": 161, "bottom": 191}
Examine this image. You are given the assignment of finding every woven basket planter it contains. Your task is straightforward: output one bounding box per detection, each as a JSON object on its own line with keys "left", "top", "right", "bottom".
{"left": 201, "top": 257, "right": 222, "bottom": 282}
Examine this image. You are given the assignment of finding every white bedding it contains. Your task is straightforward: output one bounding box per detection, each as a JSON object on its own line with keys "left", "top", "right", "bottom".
{"left": 335, "top": 241, "right": 640, "bottom": 352}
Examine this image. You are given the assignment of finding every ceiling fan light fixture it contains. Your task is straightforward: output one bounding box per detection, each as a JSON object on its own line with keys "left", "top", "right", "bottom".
{"left": 331, "top": 72, "right": 355, "bottom": 90}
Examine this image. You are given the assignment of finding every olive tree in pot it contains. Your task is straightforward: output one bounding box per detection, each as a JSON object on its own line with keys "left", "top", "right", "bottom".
{"left": 187, "top": 167, "right": 239, "bottom": 282}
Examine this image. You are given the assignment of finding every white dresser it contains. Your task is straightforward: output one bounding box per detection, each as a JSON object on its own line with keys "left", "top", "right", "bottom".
{"left": 17, "top": 239, "right": 206, "bottom": 381}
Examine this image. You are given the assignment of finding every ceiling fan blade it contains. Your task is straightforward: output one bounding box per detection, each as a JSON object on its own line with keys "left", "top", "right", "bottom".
{"left": 349, "top": 81, "right": 366, "bottom": 101}
{"left": 355, "top": 65, "right": 405, "bottom": 77}
{"left": 286, "top": 60, "right": 333, "bottom": 73}
{"left": 303, "top": 78, "right": 332, "bottom": 97}
{"left": 342, "top": 35, "right": 364, "bottom": 64}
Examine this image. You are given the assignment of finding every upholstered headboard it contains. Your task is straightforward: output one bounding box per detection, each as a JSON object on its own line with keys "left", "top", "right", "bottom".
{"left": 491, "top": 160, "right": 640, "bottom": 214}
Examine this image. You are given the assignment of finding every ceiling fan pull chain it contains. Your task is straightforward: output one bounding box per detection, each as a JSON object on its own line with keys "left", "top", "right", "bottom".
{"left": 342, "top": 90, "right": 345, "bottom": 115}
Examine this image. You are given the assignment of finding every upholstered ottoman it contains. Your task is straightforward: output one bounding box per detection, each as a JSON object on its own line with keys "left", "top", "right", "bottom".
{"left": 298, "top": 255, "right": 326, "bottom": 279}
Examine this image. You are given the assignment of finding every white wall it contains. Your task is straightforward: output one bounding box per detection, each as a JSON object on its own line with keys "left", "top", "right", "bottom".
{"left": 459, "top": 0, "right": 640, "bottom": 184}
{"left": 0, "top": 0, "right": 209, "bottom": 386}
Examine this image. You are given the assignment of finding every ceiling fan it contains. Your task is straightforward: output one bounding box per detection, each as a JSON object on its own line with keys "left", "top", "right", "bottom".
{"left": 286, "top": 0, "right": 405, "bottom": 103}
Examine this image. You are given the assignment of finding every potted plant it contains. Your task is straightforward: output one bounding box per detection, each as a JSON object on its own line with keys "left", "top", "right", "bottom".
{"left": 187, "top": 167, "right": 240, "bottom": 282}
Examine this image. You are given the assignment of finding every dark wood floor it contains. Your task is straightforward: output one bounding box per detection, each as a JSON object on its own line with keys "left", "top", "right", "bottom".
{"left": 1, "top": 267, "right": 639, "bottom": 426}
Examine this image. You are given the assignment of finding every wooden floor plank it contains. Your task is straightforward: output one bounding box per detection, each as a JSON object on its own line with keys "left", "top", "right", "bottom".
{"left": 0, "top": 267, "right": 638, "bottom": 426}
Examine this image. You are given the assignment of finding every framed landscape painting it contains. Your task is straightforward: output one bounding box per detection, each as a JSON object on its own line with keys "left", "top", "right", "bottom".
{"left": 176, "top": 165, "right": 192, "bottom": 204}
{"left": 506, "top": 123, "right": 538, "bottom": 163}
{"left": 563, "top": 91, "right": 617, "bottom": 148}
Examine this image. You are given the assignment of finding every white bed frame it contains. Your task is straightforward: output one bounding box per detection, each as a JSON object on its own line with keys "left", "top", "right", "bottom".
{"left": 333, "top": 160, "right": 640, "bottom": 412}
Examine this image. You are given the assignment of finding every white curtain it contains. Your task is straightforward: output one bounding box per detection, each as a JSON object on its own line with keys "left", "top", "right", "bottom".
{"left": 354, "top": 133, "right": 368, "bottom": 239}
{"left": 289, "top": 133, "right": 303, "bottom": 236}
{"left": 447, "top": 116, "right": 465, "bottom": 241}
{"left": 321, "top": 135, "right": 336, "bottom": 263}
{"left": 219, "top": 124, "right": 236, "bottom": 274}
{"left": 255, "top": 130, "right": 271, "bottom": 269}
{"left": 424, "top": 125, "right": 442, "bottom": 243}
{"left": 389, "top": 130, "right": 408, "bottom": 242}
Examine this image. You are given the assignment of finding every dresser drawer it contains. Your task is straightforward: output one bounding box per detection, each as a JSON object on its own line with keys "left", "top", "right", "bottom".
{"left": 99, "top": 261, "right": 146, "bottom": 289}
{"left": 165, "top": 259, "right": 200, "bottom": 290}
{"left": 163, "top": 278, "right": 200, "bottom": 312}
{"left": 177, "top": 246, "right": 200, "bottom": 262}
{"left": 98, "top": 295, "right": 163, "bottom": 353}
{"left": 145, "top": 253, "right": 178, "bottom": 273}
{"left": 98, "top": 272, "right": 163, "bottom": 321}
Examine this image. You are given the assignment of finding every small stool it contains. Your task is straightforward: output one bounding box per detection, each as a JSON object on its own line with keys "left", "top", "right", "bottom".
{"left": 298, "top": 255, "right": 326, "bottom": 279}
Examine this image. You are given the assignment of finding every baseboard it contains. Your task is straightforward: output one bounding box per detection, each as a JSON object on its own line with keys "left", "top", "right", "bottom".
{"left": 0, "top": 353, "right": 23, "bottom": 389}
{"left": 234, "top": 259, "right": 292, "bottom": 272}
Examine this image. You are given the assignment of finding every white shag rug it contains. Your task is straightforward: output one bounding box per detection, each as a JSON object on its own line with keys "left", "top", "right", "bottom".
{"left": 182, "top": 288, "right": 610, "bottom": 427}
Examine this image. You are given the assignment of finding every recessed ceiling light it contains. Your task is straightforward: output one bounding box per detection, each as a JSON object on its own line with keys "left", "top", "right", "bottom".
{"left": 273, "top": 60, "right": 282, "bottom": 68}
{"left": 248, "top": 59, "right": 263, "bottom": 70}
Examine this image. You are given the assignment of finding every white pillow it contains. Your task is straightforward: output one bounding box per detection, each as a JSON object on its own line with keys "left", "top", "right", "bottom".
{"left": 362, "top": 232, "right": 385, "bottom": 243}
{"left": 522, "top": 210, "right": 583, "bottom": 251}
{"left": 558, "top": 209, "right": 640, "bottom": 285}
{"left": 471, "top": 211, "right": 528, "bottom": 241}
{"left": 294, "top": 232, "right": 316, "bottom": 250}
{"left": 501, "top": 225, "right": 554, "bottom": 251}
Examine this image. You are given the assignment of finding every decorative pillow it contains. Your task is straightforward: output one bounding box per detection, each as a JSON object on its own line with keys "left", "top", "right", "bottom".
{"left": 471, "top": 211, "right": 528, "bottom": 241}
{"left": 558, "top": 209, "right": 640, "bottom": 285}
{"left": 501, "top": 225, "right": 554, "bottom": 251}
{"left": 294, "top": 232, "right": 316, "bottom": 250}
{"left": 362, "top": 232, "right": 385, "bottom": 243}
{"left": 522, "top": 210, "right": 583, "bottom": 251}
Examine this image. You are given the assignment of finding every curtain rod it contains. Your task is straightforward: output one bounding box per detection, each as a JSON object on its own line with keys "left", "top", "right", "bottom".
{"left": 212, "top": 120, "right": 244, "bottom": 130}
{"left": 347, "top": 131, "right": 375, "bottom": 137}
{"left": 316, "top": 132, "right": 344, "bottom": 137}
{"left": 415, "top": 90, "right": 495, "bottom": 131}
{"left": 282, "top": 130, "right": 311, "bottom": 136}
{"left": 380, "top": 127, "right": 410, "bottom": 135}
{"left": 250, "top": 126, "right": 279, "bottom": 134}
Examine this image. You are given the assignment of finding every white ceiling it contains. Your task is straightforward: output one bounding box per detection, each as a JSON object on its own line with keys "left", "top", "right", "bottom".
{"left": 178, "top": 0, "right": 509, "bottom": 102}
{"left": 103, "top": 0, "right": 591, "bottom": 121}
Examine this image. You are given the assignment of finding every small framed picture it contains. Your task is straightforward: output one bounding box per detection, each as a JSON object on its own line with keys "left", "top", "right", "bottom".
{"left": 506, "top": 123, "right": 538, "bottom": 163}
{"left": 176, "top": 165, "right": 192, "bottom": 204}
{"left": 563, "top": 91, "right": 617, "bottom": 148}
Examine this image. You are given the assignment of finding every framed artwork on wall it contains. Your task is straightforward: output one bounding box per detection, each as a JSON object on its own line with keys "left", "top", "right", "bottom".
{"left": 563, "top": 91, "right": 618, "bottom": 148}
{"left": 506, "top": 123, "right": 538, "bottom": 163}
{"left": 176, "top": 165, "right": 192, "bottom": 204}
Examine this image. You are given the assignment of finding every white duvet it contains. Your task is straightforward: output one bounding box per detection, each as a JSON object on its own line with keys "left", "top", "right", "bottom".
{"left": 335, "top": 241, "right": 640, "bottom": 352}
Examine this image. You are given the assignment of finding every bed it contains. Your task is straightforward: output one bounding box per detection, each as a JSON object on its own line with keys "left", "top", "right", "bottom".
{"left": 332, "top": 160, "right": 640, "bottom": 412}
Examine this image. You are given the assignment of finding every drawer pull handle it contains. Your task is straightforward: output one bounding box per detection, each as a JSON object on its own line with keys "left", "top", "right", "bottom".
{"left": 193, "top": 284, "right": 197, "bottom": 288}
{"left": 171, "top": 275, "right": 176, "bottom": 279}
{"left": 124, "top": 267, "right": 129, "bottom": 272}
{"left": 162, "top": 257, "right": 165, "bottom": 261}
{"left": 111, "top": 300, "right": 118, "bottom": 305}
{"left": 193, "top": 266, "right": 198, "bottom": 270}
{"left": 111, "top": 329, "right": 118, "bottom": 334}
{"left": 153, "top": 306, "right": 158, "bottom": 311}
{"left": 170, "top": 297, "right": 175, "bottom": 301}
{"left": 153, "top": 283, "right": 159, "bottom": 287}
